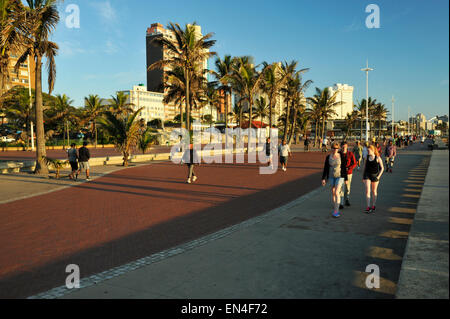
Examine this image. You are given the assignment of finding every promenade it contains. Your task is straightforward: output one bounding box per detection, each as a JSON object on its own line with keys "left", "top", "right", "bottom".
{"left": 0, "top": 141, "right": 445, "bottom": 298}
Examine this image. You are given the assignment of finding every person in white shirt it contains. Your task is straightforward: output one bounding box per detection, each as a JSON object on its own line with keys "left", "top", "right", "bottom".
{"left": 278, "top": 140, "right": 292, "bottom": 171}
{"left": 322, "top": 137, "right": 328, "bottom": 152}
{"left": 362, "top": 141, "right": 369, "bottom": 167}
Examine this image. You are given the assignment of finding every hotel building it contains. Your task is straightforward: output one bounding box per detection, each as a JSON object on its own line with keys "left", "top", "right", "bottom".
{"left": 118, "top": 85, "right": 165, "bottom": 124}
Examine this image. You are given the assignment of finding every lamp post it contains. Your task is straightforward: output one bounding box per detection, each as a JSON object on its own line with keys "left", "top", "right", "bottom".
{"left": 361, "top": 60, "right": 373, "bottom": 142}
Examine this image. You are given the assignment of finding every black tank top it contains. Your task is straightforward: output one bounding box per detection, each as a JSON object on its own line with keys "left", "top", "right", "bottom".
{"left": 365, "top": 156, "right": 379, "bottom": 175}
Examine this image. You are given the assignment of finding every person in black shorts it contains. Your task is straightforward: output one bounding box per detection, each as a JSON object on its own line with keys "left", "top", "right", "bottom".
{"left": 67, "top": 143, "right": 79, "bottom": 180}
{"left": 265, "top": 137, "right": 273, "bottom": 168}
{"left": 363, "top": 145, "right": 384, "bottom": 214}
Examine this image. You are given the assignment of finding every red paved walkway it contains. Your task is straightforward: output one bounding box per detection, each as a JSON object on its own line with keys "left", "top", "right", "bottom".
{"left": 0, "top": 152, "right": 326, "bottom": 298}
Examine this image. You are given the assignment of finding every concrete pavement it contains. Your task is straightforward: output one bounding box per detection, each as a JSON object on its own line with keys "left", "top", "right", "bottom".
{"left": 396, "top": 150, "right": 449, "bottom": 298}
{"left": 39, "top": 143, "right": 434, "bottom": 299}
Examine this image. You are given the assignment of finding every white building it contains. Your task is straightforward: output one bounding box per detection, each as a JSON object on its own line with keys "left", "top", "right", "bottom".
{"left": 119, "top": 85, "right": 165, "bottom": 123}
{"left": 327, "top": 83, "right": 354, "bottom": 120}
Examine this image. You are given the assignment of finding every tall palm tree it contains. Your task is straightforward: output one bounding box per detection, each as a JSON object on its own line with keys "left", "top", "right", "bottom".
{"left": 280, "top": 61, "right": 311, "bottom": 143}
{"left": 83, "top": 94, "right": 105, "bottom": 148}
{"left": 372, "top": 102, "right": 389, "bottom": 139}
{"left": 148, "top": 22, "right": 216, "bottom": 133}
{"left": 0, "top": 0, "right": 24, "bottom": 95}
{"left": 253, "top": 96, "right": 269, "bottom": 141}
{"left": 99, "top": 108, "right": 144, "bottom": 167}
{"left": 213, "top": 55, "right": 233, "bottom": 132}
{"left": 307, "top": 87, "right": 340, "bottom": 142}
{"left": 260, "top": 62, "right": 286, "bottom": 136}
{"left": 8, "top": 0, "right": 60, "bottom": 174}
{"left": 344, "top": 110, "right": 359, "bottom": 139}
{"left": 47, "top": 94, "right": 74, "bottom": 149}
{"left": 356, "top": 97, "right": 377, "bottom": 140}
{"left": 4, "top": 87, "right": 34, "bottom": 149}
{"left": 108, "top": 91, "right": 133, "bottom": 116}
{"left": 229, "top": 56, "right": 264, "bottom": 131}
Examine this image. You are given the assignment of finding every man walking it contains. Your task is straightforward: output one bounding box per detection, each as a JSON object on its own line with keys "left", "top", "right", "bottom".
{"left": 182, "top": 143, "right": 200, "bottom": 184}
{"left": 278, "top": 140, "right": 291, "bottom": 172}
{"left": 339, "top": 141, "right": 357, "bottom": 209}
{"left": 78, "top": 141, "right": 91, "bottom": 181}
{"left": 322, "top": 136, "right": 328, "bottom": 152}
{"left": 265, "top": 137, "right": 274, "bottom": 169}
{"left": 384, "top": 140, "right": 397, "bottom": 173}
{"left": 67, "top": 143, "right": 79, "bottom": 180}
{"left": 304, "top": 136, "right": 310, "bottom": 152}
{"left": 353, "top": 140, "right": 363, "bottom": 171}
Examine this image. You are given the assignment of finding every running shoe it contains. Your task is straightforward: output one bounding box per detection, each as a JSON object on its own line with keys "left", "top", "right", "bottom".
{"left": 332, "top": 211, "right": 341, "bottom": 218}
{"left": 339, "top": 204, "right": 344, "bottom": 210}
{"left": 364, "top": 207, "right": 371, "bottom": 214}
{"left": 370, "top": 206, "right": 376, "bottom": 213}
{"left": 86, "top": 177, "right": 91, "bottom": 181}
{"left": 192, "top": 176, "right": 197, "bottom": 182}
{"left": 186, "top": 178, "right": 191, "bottom": 184}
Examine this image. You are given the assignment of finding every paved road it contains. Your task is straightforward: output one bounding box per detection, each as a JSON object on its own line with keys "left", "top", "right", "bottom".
{"left": 58, "top": 141, "right": 433, "bottom": 299}
{"left": 0, "top": 151, "right": 326, "bottom": 298}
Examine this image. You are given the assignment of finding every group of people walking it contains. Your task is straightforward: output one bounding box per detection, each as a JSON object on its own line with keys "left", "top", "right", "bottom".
{"left": 67, "top": 142, "right": 91, "bottom": 181}
{"left": 321, "top": 138, "right": 398, "bottom": 218}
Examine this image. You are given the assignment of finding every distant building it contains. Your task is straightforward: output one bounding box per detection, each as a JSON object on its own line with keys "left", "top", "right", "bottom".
{"left": 327, "top": 83, "right": 354, "bottom": 120}
{"left": 0, "top": 49, "right": 35, "bottom": 96}
{"left": 118, "top": 85, "right": 165, "bottom": 123}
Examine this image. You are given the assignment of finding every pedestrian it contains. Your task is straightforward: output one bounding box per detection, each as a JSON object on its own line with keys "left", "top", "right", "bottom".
{"left": 339, "top": 141, "right": 357, "bottom": 209}
{"left": 304, "top": 136, "right": 310, "bottom": 152}
{"left": 182, "top": 143, "right": 200, "bottom": 184}
{"left": 363, "top": 145, "right": 384, "bottom": 214}
{"left": 321, "top": 142, "right": 347, "bottom": 218}
{"left": 375, "top": 141, "right": 382, "bottom": 155}
{"left": 265, "top": 137, "right": 274, "bottom": 169}
{"left": 278, "top": 140, "right": 291, "bottom": 171}
{"left": 362, "top": 141, "right": 369, "bottom": 167}
{"left": 78, "top": 141, "right": 91, "bottom": 181}
{"left": 321, "top": 136, "right": 328, "bottom": 152}
{"left": 67, "top": 143, "right": 79, "bottom": 180}
{"left": 353, "top": 140, "right": 363, "bottom": 171}
{"left": 384, "top": 140, "right": 397, "bottom": 173}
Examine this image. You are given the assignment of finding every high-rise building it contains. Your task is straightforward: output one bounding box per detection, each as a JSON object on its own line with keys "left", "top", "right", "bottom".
{"left": 118, "top": 84, "right": 165, "bottom": 124}
{"left": 146, "top": 23, "right": 209, "bottom": 122}
{"left": 327, "top": 83, "right": 354, "bottom": 119}
{"left": 0, "top": 50, "right": 35, "bottom": 96}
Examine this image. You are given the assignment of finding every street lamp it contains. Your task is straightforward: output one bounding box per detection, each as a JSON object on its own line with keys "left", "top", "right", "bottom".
{"left": 361, "top": 60, "right": 373, "bottom": 142}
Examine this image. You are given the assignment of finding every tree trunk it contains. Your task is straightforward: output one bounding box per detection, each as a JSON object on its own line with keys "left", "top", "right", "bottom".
{"left": 225, "top": 90, "right": 228, "bottom": 144}
{"left": 94, "top": 122, "right": 97, "bottom": 148}
{"left": 269, "top": 97, "right": 273, "bottom": 139}
{"left": 185, "top": 72, "right": 191, "bottom": 134}
{"left": 288, "top": 103, "right": 298, "bottom": 144}
{"left": 321, "top": 117, "right": 326, "bottom": 142}
{"left": 34, "top": 55, "right": 48, "bottom": 175}
{"left": 283, "top": 98, "right": 290, "bottom": 143}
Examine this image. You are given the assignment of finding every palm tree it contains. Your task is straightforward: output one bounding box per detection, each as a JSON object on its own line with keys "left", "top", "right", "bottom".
{"left": 280, "top": 61, "right": 311, "bottom": 143}
{"left": 372, "top": 103, "right": 389, "bottom": 139}
{"left": 99, "top": 108, "right": 144, "bottom": 167}
{"left": 253, "top": 96, "right": 269, "bottom": 141}
{"left": 201, "top": 82, "right": 219, "bottom": 141}
{"left": 213, "top": 55, "right": 233, "bottom": 133}
{"left": 108, "top": 91, "right": 133, "bottom": 116}
{"left": 307, "top": 87, "right": 340, "bottom": 142}
{"left": 8, "top": 0, "right": 60, "bottom": 174}
{"left": 148, "top": 22, "right": 216, "bottom": 133}
{"left": 260, "top": 62, "right": 286, "bottom": 136}
{"left": 356, "top": 97, "right": 377, "bottom": 140}
{"left": 344, "top": 110, "right": 359, "bottom": 139}
{"left": 137, "top": 126, "right": 156, "bottom": 154}
{"left": 163, "top": 65, "right": 206, "bottom": 128}
{"left": 83, "top": 94, "right": 105, "bottom": 148}
{"left": 229, "top": 56, "right": 264, "bottom": 132}
{"left": 47, "top": 94, "right": 74, "bottom": 149}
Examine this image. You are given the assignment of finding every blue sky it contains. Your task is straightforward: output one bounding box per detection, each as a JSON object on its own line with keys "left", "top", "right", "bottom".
{"left": 47, "top": 0, "right": 449, "bottom": 121}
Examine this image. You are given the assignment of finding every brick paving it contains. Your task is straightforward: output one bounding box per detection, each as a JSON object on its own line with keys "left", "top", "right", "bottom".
{"left": 0, "top": 151, "right": 326, "bottom": 298}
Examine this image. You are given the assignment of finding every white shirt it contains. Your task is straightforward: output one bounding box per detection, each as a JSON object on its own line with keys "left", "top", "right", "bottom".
{"left": 279, "top": 144, "right": 291, "bottom": 157}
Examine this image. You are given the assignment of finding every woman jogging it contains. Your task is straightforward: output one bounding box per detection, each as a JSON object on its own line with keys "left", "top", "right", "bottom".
{"left": 363, "top": 145, "right": 384, "bottom": 214}
{"left": 321, "top": 142, "right": 347, "bottom": 218}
